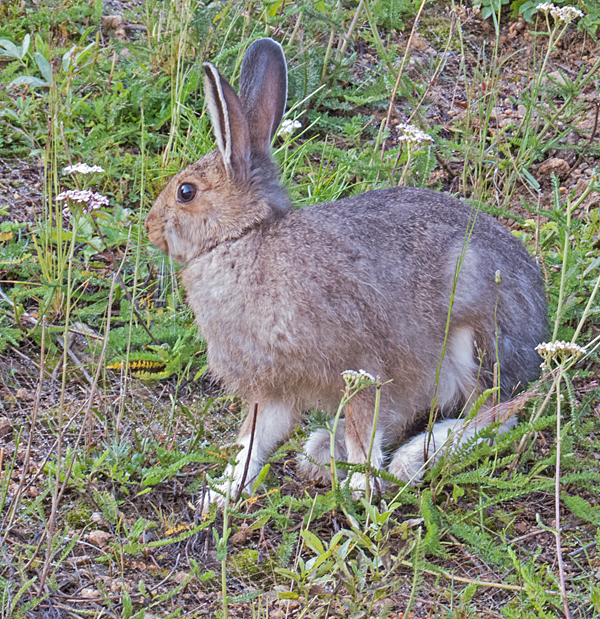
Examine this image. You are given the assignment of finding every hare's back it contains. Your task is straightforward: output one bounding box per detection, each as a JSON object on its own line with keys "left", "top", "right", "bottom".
{"left": 284, "top": 186, "right": 540, "bottom": 299}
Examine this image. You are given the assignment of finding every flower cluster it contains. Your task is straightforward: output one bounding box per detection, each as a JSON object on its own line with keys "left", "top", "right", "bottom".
{"left": 56, "top": 189, "right": 110, "bottom": 215}
{"left": 398, "top": 123, "right": 434, "bottom": 148}
{"left": 342, "top": 369, "right": 378, "bottom": 388}
{"left": 536, "top": 340, "right": 585, "bottom": 365}
{"left": 537, "top": 3, "right": 584, "bottom": 23}
{"left": 449, "top": 5, "right": 481, "bottom": 21}
{"left": 63, "top": 163, "right": 105, "bottom": 175}
{"left": 278, "top": 119, "right": 302, "bottom": 137}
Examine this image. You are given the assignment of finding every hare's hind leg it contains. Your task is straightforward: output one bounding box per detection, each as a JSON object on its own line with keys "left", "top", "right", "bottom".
{"left": 388, "top": 325, "right": 516, "bottom": 484}
{"left": 297, "top": 419, "right": 348, "bottom": 483}
{"left": 344, "top": 389, "right": 386, "bottom": 496}
{"left": 202, "top": 398, "right": 299, "bottom": 508}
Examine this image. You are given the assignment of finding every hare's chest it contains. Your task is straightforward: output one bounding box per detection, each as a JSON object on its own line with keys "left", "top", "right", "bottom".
{"left": 184, "top": 253, "right": 251, "bottom": 336}
{"left": 183, "top": 247, "right": 289, "bottom": 381}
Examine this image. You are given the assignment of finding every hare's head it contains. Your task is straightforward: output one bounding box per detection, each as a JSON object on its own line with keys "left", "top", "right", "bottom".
{"left": 145, "top": 38, "right": 289, "bottom": 265}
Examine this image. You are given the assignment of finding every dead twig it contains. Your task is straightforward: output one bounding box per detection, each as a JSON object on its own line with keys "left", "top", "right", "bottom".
{"left": 554, "top": 376, "right": 572, "bottom": 619}
{"left": 235, "top": 401, "right": 259, "bottom": 503}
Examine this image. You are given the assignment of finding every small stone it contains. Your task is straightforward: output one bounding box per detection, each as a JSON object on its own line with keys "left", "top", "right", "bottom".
{"left": 537, "top": 157, "right": 570, "bottom": 181}
{"left": 80, "top": 588, "right": 99, "bottom": 599}
{"left": 88, "top": 530, "right": 112, "bottom": 548}
{"left": 278, "top": 599, "right": 301, "bottom": 610}
{"left": 101, "top": 15, "right": 123, "bottom": 29}
{"left": 0, "top": 418, "right": 12, "bottom": 439}
{"left": 489, "top": 107, "right": 503, "bottom": 121}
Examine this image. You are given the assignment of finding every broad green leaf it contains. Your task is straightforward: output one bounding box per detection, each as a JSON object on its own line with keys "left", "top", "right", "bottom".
{"left": 21, "top": 34, "right": 30, "bottom": 57}
{"left": 75, "top": 41, "right": 96, "bottom": 67}
{"left": 62, "top": 46, "right": 75, "bottom": 72}
{"left": 34, "top": 51, "right": 52, "bottom": 85}
{"left": 9, "top": 76, "right": 49, "bottom": 88}
{"left": 300, "top": 528, "right": 325, "bottom": 555}
{"left": 0, "top": 39, "right": 19, "bottom": 59}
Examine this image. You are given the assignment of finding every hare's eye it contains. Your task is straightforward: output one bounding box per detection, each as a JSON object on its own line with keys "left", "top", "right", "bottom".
{"left": 177, "top": 183, "right": 197, "bottom": 203}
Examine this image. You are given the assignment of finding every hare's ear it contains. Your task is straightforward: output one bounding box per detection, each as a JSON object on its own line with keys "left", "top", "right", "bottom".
{"left": 238, "top": 38, "right": 287, "bottom": 156}
{"left": 203, "top": 62, "right": 251, "bottom": 181}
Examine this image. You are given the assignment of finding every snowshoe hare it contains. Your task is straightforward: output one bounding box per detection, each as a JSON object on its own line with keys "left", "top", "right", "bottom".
{"left": 145, "top": 38, "right": 547, "bottom": 506}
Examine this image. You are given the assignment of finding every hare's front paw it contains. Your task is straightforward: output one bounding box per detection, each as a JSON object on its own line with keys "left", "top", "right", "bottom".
{"left": 297, "top": 423, "right": 348, "bottom": 483}
{"left": 197, "top": 480, "right": 235, "bottom": 514}
{"left": 388, "top": 442, "right": 426, "bottom": 486}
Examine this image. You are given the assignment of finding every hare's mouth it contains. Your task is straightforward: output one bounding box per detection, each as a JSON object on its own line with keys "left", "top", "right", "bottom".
{"left": 146, "top": 225, "right": 169, "bottom": 254}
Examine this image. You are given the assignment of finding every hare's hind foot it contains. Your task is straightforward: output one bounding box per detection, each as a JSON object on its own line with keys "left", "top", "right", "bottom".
{"left": 388, "top": 408, "right": 518, "bottom": 484}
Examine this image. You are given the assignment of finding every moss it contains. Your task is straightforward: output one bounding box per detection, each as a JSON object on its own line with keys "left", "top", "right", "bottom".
{"left": 420, "top": 15, "right": 463, "bottom": 51}
{"left": 65, "top": 503, "right": 94, "bottom": 529}
{"left": 228, "top": 549, "right": 261, "bottom": 577}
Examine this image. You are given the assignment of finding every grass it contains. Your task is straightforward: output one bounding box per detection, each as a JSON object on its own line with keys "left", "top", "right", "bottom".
{"left": 1, "top": 0, "right": 600, "bottom": 617}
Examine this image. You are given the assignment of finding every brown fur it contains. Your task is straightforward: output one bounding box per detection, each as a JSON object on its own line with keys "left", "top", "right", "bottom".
{"left": 145, "top": 39, "right": 547, "bottom": 505}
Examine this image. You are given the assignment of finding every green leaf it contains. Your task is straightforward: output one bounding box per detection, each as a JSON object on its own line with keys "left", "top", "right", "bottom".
{"left": 22, "top": 34, "right": 30, "bottom": 58}
{"left": 122, "top": 590, "right": 133, "bottom": 619}
{"left": 0, "top": 39, "right": 19, "bottom": 59}
{"left": 278, "top": 591, "right": 300, "bottom": 600}
{"left": 79, "top": 25, "right": 96, "bottom": 45}
{"left": 521, "top": 166, "right": 541, "bottom": 192}
{"left": 300, "top": 529, "right": 325, "bottom": 555}
{"left": 9, "top": 76, "right": 49, "bottom": 88}
{"left": 34, "top": 51, "right": 53, "bottom": 85}
{"left": 75, "top": 41, "right": 96, "bottom": 67}
{"left": 251, "top": 463, "right": 270, "bottom": 494}
{"left": 62, "top": 46, "right": 75, "bottom": 73}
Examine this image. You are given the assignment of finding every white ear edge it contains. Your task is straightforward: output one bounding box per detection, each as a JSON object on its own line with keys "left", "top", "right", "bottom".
{"left": 203, "top": 62, "right": 232, "bottom": 172}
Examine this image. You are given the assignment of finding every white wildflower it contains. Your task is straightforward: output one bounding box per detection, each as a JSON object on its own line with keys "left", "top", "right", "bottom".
{"left": 536, "top": 2, "right": 555, "bottom": 13}
{"left": 278, "top": 119, "right": 302, "bottom": 137}
{"left": 537, "top": 3, "right": 584, "bottom": 22}
{"left": 535, "top": 340, "right": 585, "bottom": 362}
{"left": 63, "top": 163, "right": 105, "bottom": 175}
{"left": 342, "top": 369, "right": 378, "bottom": 388}
{"left": 56, "top": 189, "right": 110, "bottom": 215}
{"left": 449, "top": 5, "right": 480, "bottom": 20}
{"left": 398, "top": 123, "right": 434, "bottom": 148}
{"left": 550, "top": 5, "right": 584, "bottom": 22}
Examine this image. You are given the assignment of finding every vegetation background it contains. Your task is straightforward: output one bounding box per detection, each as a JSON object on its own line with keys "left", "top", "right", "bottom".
{"left": 1, "top": 0, "right": 600, "bottom": 616}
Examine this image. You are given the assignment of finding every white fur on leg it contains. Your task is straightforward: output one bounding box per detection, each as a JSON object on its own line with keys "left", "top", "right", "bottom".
{"left": 199, "top": 433, "right": 263, "bottom": 510}
{"left": 200, "top": 399, "right": 297, "bottom": 511}
{"left": 297, "top": 419, "right": 347, "bottom": 482}
{"left": 389, "top": 419, "right": 463, "bottom": 484}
